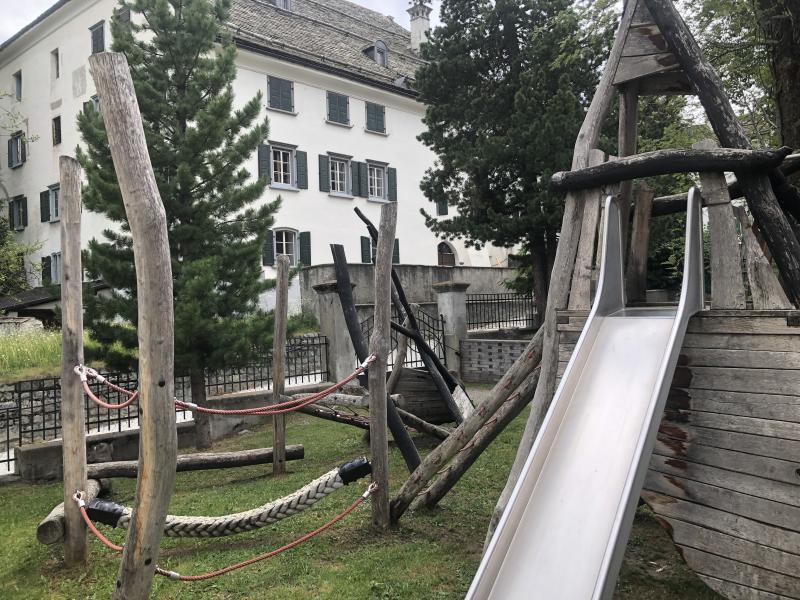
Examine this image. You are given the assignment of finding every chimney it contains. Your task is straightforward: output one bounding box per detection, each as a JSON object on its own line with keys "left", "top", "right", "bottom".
{"left": 407, "top": 1, "right": 432, "bottom": 52}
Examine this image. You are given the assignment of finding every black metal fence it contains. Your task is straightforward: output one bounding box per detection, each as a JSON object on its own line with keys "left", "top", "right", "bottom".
{"left": 359, "top": 306, "right": 446, "bottom": 369}
{"left": 467, "top": 293, "right": 537, "bottom": 330}
{"left": 0, "top": 334, "right": 328, "bottom": 474}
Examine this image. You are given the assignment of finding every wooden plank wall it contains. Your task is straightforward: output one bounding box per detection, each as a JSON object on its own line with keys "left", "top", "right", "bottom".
{"left": 557, "top": 310, "right": 800, "bottom": 600}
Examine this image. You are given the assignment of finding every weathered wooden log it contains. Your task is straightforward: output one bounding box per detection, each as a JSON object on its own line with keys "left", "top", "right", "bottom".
{"left": 643, "top": 0, "right": 800, "bottom": 307}
{"left": 86, "top": 446, "right": 305, "bottom": 479}
{"left": 387, "top": 315, "right": 410, "bottom": 395}
{"left": 369, "top": 202, "right": 396, "bottom": 530}
{"left": 298, "top": 405, "right": 369, "bottom": 429}
{"left": 395, "top": 406, "right": 450, "bottom": 441}
{"left": 618, "top": 82, "right": 639, "bottom": 261}
{"left": 391, "top": 327, "right": 545, "bottom": 523}
{"left": 551, "top": 146, "right": 792, "bottom": 193}
{"left": 330, "top": 244, "right": 421, "bottom": 472}
{"left": 651, "top": 154, "right": 800, "bottom": 217}
{"left": 37, "top": 479, "right": 110, "bottom": 545}
{"left": 58, "top": 156, "right": 88, "bottom": 565}
{"left": 272, "top": 255, "right": 289, "bottom": 476}
{"left": 625, "top": 184, "right": 655, "bottom": 303}
{"left": 414, "top": 367, "right": 539, "bottom": 510}
{"left": 89, "top": 52, "right": 177, "bottom": 600}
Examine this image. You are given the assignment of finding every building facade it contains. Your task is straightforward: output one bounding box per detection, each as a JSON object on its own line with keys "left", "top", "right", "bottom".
{"left": 0, "top": 0, "right": 513, "bottom": 311}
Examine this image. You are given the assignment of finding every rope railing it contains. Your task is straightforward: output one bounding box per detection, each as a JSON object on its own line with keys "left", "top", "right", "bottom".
{"left": 73, "top": 355, "right": 375, "bottom": 417}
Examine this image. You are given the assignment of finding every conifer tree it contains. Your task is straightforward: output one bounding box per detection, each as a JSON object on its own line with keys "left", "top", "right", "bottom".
{"left": 77, "top": 0, "right": 277, "bottom": 448}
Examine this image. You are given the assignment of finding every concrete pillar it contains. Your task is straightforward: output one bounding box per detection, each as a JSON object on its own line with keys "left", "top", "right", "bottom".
{"left": 313, "top": 280, "right": 356, "bottom": 381}
{"left": 433, "top": 281, "right": 470, "bottom": 376}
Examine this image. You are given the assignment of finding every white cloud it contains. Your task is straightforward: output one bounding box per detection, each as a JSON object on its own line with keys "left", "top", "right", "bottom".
{"left": 0, "top": 0, "right": 443, "bottom": 45}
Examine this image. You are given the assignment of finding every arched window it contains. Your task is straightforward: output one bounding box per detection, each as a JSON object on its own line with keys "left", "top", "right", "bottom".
{"left": 363, "top": 40, "right": 389, "bottom": 67}
{"left": 437, "top": 242, "right": 456, "bottom": 267}
{"left": 275, "top": 229, "right": 298, "bottom": 266}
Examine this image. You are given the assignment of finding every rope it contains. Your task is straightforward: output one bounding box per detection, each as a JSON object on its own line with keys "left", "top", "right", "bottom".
{"left": 74, "top": 356, "right": 375, "bottom": 416}
{"left": 75, "top": 482, "right": 377, "bottom": 581}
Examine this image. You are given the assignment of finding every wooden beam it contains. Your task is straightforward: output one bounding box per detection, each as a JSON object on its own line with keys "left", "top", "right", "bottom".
{"left": 272, "top": 255, "right": 289, "bottom": 476}
{"left": 369, "top": 202, "right": 396, "bottom": 530}
{"left": 625, "top": 184, "right": 655, "bottom": 302}
{"left": 86, "top": 446, "right": 305, "bottom": 479}
{"left": 38, "top": 479, "right": 110, "bottom": 545}
{"left": 618, "top": 83, "right": 640, "bottom": 261}
{"left": 58, "top": 156, "right": 88, "bottom": 566}
{"left": 643, "top": 0, "right": 800, "bottom": 307}
{"left": 89, "top": 52, "right": 177, "bottom": 600}
{"left": 551, "top": 146, "right": 792, "bottom": 193}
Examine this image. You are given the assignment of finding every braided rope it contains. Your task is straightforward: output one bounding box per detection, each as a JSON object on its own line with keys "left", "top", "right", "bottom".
{"left": 114, "top": 468, "right": 345, "bottom": 538}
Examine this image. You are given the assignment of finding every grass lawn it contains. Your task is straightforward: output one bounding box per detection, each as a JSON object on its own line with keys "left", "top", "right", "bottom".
{"left": 0, "top": 396, "right": 721, "bottom": 599}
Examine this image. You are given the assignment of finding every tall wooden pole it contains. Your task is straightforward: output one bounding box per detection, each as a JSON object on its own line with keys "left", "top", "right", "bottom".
{"left": 89, "top": 52, "right": 177, "bottom": 600}
{"left": 272, "top": 255, "right": 289, "bottom": 476}
{"left": 369, "top": 202, "right": 397, "bottom": 530}
{"left": 59, "top": 156, "right": 87, "bottom": 566}
{"left": 618, "top": 81, "right": 639, "bottom": 262}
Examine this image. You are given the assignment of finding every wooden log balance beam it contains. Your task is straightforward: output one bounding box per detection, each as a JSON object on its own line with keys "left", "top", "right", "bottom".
{"left": 38, "top": 479, "right": 110, "bottom": 545}
{"left": 550, "top": 147, "right": 792, "bottom": 193}
{"left": 86, "top": 446, "right": 305, "bottom": 479}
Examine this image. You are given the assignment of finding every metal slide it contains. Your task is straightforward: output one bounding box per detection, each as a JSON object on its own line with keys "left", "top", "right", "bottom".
{"left": 467, "top": 189, "right": 704, "bottom": 600}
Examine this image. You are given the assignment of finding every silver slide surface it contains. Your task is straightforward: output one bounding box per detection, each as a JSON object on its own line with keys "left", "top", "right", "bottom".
{"left": 467, "top": 189, "right": 704, "bottom": 600}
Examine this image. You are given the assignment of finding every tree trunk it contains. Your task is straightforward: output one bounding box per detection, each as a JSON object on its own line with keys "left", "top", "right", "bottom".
{"left": 190, "top": 369, "right": 212, "bottom": 450}
{"left": 530, "top": 234, "right": 548, "bottom": 326}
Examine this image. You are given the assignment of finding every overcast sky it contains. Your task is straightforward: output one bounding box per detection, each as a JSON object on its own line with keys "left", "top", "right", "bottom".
{"left": 1, "top": 1, "right": 443, "bottom": 45}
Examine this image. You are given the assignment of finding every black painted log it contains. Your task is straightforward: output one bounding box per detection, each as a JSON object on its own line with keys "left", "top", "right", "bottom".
{"left": 643, "top": 0, "right": 800, "bottom": 307}
{"left": 551, "top": 147, "right": 791, "bottom": 193}
{"left": 330, "top": 244, "right": 421, "bottom": 471}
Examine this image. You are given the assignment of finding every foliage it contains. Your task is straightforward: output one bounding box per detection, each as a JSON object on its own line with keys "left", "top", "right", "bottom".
{"left": 76, "top": 0, "right": 278, "bottom": 375}
{"left": 0, "top": 329, "right": 111, "bottom": 381}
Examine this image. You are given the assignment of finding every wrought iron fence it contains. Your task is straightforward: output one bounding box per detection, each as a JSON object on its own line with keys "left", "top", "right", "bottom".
{"left": 467, "top": 293, "right": 537, "bottom": 330}
{"left": 0, "top": 334, "right": 328, "bottom": 474}
{"left": 359, "top": 306, "right": 446, "bottom": 369}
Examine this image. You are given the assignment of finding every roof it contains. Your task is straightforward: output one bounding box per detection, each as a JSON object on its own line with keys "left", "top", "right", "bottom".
{"left": 0, "top": 281, "right": 108, "bottom": 311}
{"left": 1, "top": 0, "right": 425, "bottom": 96}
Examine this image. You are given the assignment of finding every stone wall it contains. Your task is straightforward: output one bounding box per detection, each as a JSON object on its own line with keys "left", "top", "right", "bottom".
{"left": 0, "top": 316, "right": 44, "bottom": 335}
{"left": 460, "top": 338, "right": 531, "bottom": 384}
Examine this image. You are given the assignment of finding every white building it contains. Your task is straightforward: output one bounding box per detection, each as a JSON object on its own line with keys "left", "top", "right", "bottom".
{"left": 0, "top": 0, "right": 513, "bottom": 311}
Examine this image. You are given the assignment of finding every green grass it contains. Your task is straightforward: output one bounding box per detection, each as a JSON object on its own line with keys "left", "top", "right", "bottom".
{"left": 0, "top": 403, "right": 720, "bottom": 599}
{"left": 0, "top": 329, "right": 64, "bottom": 381}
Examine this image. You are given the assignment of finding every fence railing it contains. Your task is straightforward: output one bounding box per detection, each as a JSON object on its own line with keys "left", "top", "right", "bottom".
{"left": 359, "top": 306, "right": 446, "bottom": 370}
{"left": 467, "top": 293, "right": 537, "bottom": 330}
{"left": 0, "top": 333, "right": 328, "bottom": 474}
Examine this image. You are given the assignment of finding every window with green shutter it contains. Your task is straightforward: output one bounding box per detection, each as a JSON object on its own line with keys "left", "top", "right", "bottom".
{"left": 8, "top": 196, "right": 27, "bottom": 230}
{"left": 365, "top": 102, "right": 386, "bottom": 133}
{"left": 360, "top": 236, "right": 373, "bottom": 263}
{"left": 258, "top": 144, "right": 271, "bottom": 182}
{"left": 40, "top": 191, "right": 50, "bottom": 223}
{"left": 318, "top": 155, "right": 330, "bottom": 193}
{"left": 326, "top": 92, "right": 349, "bottom": 125}
{"left": 41, "top": 256, "right": 52, "bottom": 284}
{"left": 299, "top": 231, "right": 311, "bottom": 265}
{"left": 90, "top": 21, "right": 105, "bottom": 54}
{"left": 263, "top": 229, "right": 275, "bottom": 266}
{"left": 436, "top": 200, "right": 449, "bottom": 216}
{"left": 268, "top": 76, "right": 294, "bottom": 112}
{"left": 296, "top": 150, "right": 308, "bottom": 189}
{"left": 52, "top": 116, "right": 62, "bottom": 146}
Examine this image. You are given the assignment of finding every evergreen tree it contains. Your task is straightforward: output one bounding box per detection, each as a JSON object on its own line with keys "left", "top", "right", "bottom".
{"left": 415, "top": 0, "right": 614, "bottom": 317}
{"left": 77, "top": 0, "right": 277, "bottom": 448}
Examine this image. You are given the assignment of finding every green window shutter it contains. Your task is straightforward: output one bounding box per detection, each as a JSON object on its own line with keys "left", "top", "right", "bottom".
{"left": 298, "top": 231, "right": 311, "bottom": 266}
{"left": 367, "top": 103, "right": 386, "bottom": 133}
{"left": 358, "top": 162, "right": 369, "bottom": 198}
{"left": 8, "top": 199, "right": 14, "bottom": 228}
{"left": 41, "top": 256, "right": 52, "bottom": 284}
{"left": 376, "top": 105, "right": 385, "bottom": 132}
{"left": 7, "top": 139, "right": 12, "bottom": 168}
{"left": 436, "top": 200, "right": 449, "bottom": 216}
{"left": 20, "top": 139, "right": 26, "bottom": 163}
{"left": 268, "top": 77, "right": 279, "bottom": 109}
{"left": 319, "top": 155, "right": 330, "bottom": 192}
{"left": 280, "top": 79, "right": 293, "bottom": 111}
{"left": 366, "top": 103, "right": 376, "bottom": 131}
{"left": 350, "top": 161, "right": 360, "bottom": 196}
{"left": 296, "top": 150, "right": 308, "bottom": 189}
{"left": 40, "top": 191, "right": 50, "bottom": 222}
{"left": 258, "top": 144, "right": 271, "bottom": 182}
{"left": 263, "top": 229, "right": 275, "bottom": 266}
{"left": 392, "top": 239, "right": 400, "bottom": 265}
{"left": 387, "top": 167, "right": 397, "bottom": 201}
{"left": 361, "top": 236, "right": 372, "bottom": 263}
{"left": 91, "top": 23, "right": 105, "bottom": 54}
{"left": 20, "top": 196, "right": 27, "bottom": 227}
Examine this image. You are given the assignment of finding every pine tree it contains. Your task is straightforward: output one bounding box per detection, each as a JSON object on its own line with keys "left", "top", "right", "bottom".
{"left": 415, "top": 0, "right": 614, "bottom": 317}
{"left": 77, "top": 0, "right": 277, "bottom": 448}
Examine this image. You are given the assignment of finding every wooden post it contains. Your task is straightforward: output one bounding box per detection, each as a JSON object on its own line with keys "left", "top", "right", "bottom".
{"left": 369, "top": 202, "right": 397, "bottom": 530}
{"left": 89, "top": 52, "right": 177, "bottom": 600}
{"left": 694, "top": 140, "right": 747, "bottom": 309}
{"left": 272, "top": 255, "right": 289, "bottom": 476}
{"left": 618, "top": 81, "right": 639, "bottom": 261}
{"left": 59, "top": 156, "right": 87, "bottom": 566}
{"left": 643, "top": 0, "right": 800, "bottom": 307}
{"left": 625, "top": 183, "right": 655, "bottom": 303}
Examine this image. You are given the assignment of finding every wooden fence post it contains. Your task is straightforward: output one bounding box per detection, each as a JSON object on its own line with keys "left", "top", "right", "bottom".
{"left": 369, "top": 202, "right": 397, "bottom": 530}
{"left": 89, "top": 52, "right": 177, "bottom": 600}
{"left": 272, "top": 255, "right": 289, "bottom": 476}
{"left": 59, "top": 156, "right": 87, "bottom": 566}
{"left": 625, "top": 183, "right": 655, "bottom": 303}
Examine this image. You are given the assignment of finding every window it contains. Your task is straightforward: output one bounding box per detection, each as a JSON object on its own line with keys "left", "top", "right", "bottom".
{"left": 269, "top": 0, "right": 291, "bottom": 9}
{"left": 52, "top": 116, "right": 62, "bottom": 145}
{"left": 51, "top": 49, "right": 60, "bottom": 80}
{"left": 12, "top": 71, "right": 22, "bottom": 101}
{"left": 326, "top": 92, "right": 349, "bottom": 125}
{"left": 364, "top": 40, "right": 389, "bottom": 66}
{"left": 368, "top": 163, "right": 386, "bottom": 200}
{"left": 42, "top": 252, "right": 62, "bottom": 284}
{"left": 365, "top": 102, "right": 386, "bottom": 133}
{"left": 267, "top": 76, "right": 294, "bottom": 112}
{"left": 275, "top": 230, "right": 297, "bottom": 266}
{"left": 115, "top": 6, "right": 131, "bottom": 23}
{"left": 361, "top": 236, "right": 399, "bottom": 264}
{"left": 438, "top": 242, "right": 456, "bottom": 267}
{"left": 271, "top": 146, "right": 293, "bottom": 186}
{"left": 436, "top": 200, "right": 448, "bottom": 216}
{"left": 90, "top": 22, "right": 105, "bottom": 54}
{"left": 49, "top": 185, "right": 60, "bottom": 222}
{"left": 330, "top": 156, "right": 349, "bottom": 194}
{"left": 8, "top": 196, "right": 27, "bottom": 230}
{"left": 7, "top": 131, "right": 26, "bottom": 168}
